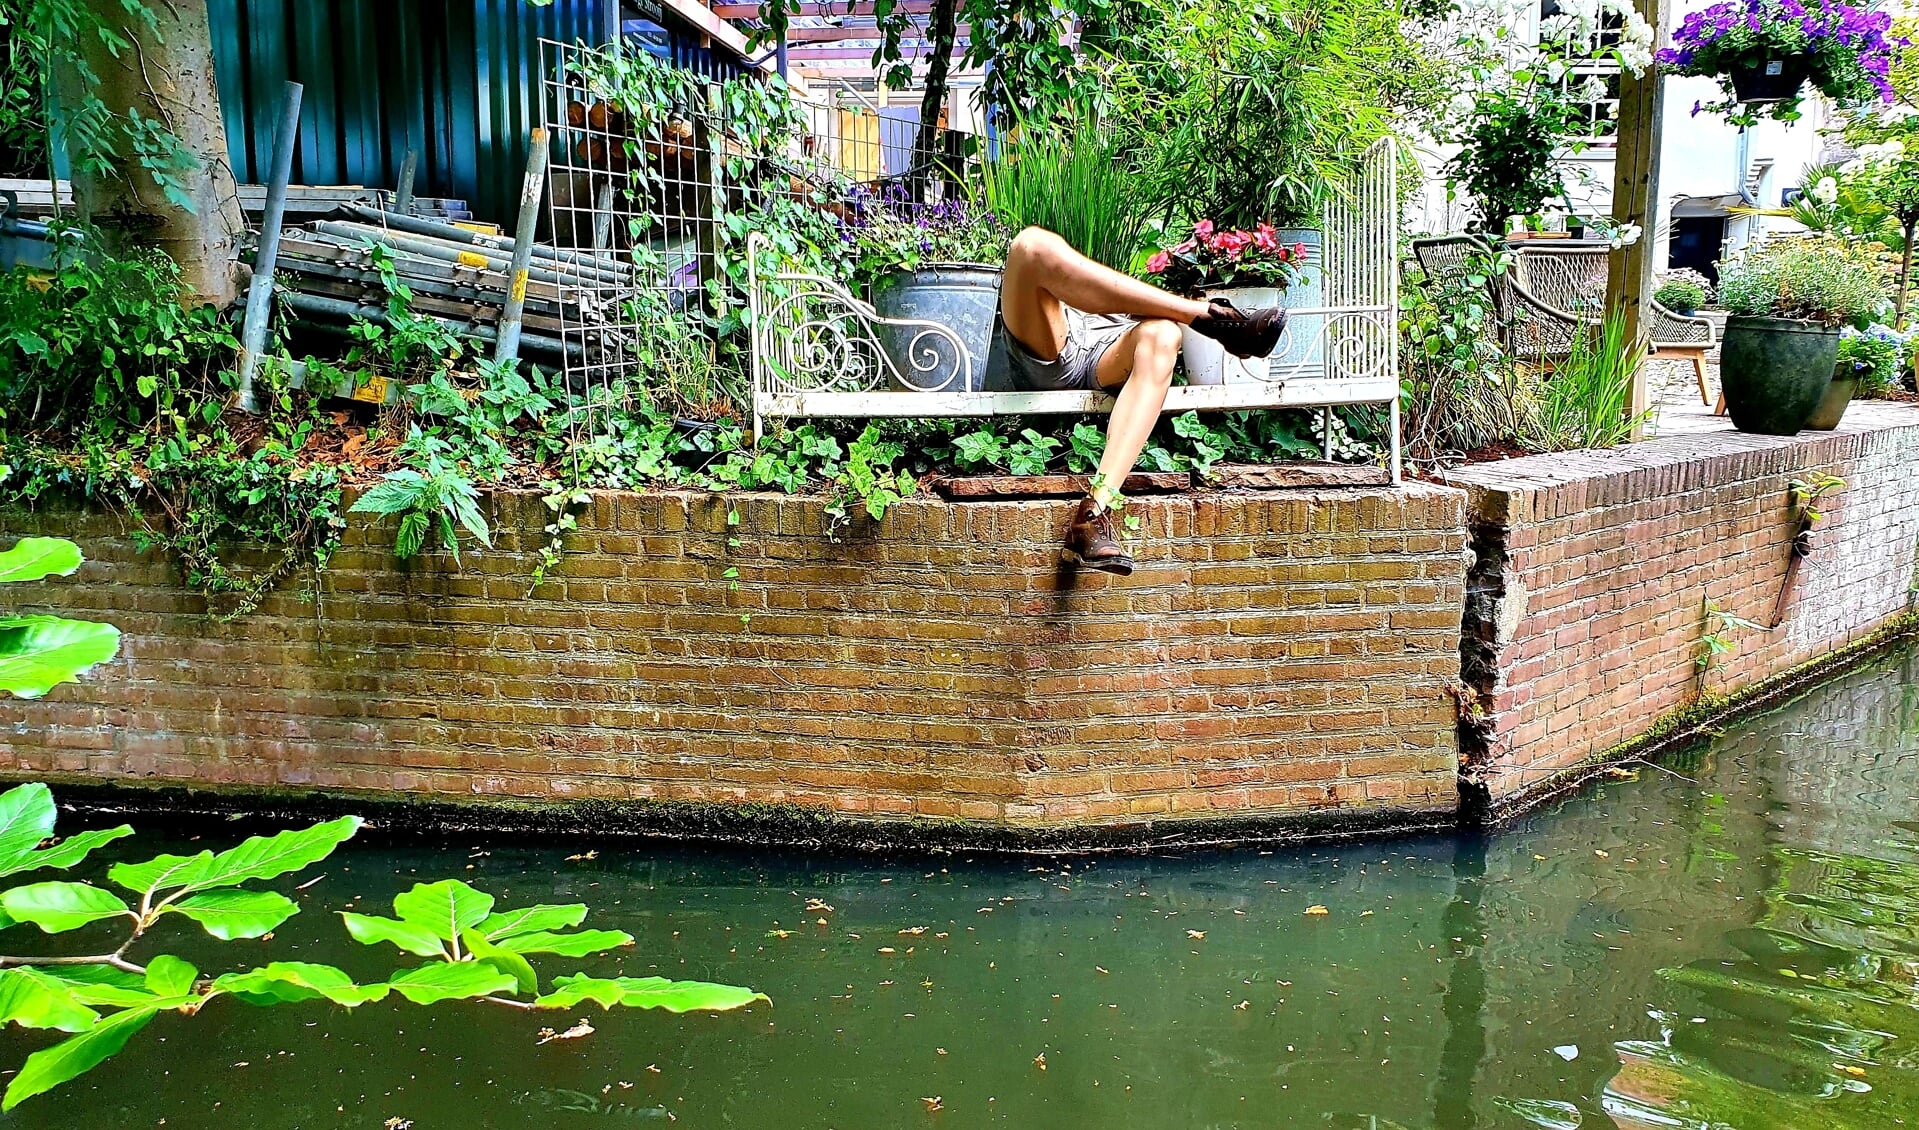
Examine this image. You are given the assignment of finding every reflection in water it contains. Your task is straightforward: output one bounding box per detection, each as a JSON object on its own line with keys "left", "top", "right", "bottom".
{"left": 4, "top": 650, "right": 1918, "bottom": 1128}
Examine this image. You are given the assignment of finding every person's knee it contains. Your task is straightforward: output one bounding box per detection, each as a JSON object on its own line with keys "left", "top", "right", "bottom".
{"left": 1009, "top": 226, "right": 1063, "bottom": 268}
{"left": 1135, "top": 319, "right": 1182, "bottom": 376}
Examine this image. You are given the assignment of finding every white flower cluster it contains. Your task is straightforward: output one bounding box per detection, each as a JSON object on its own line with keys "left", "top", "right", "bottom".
{"left": 1842, "top": 138, "right": 1908, "bottom": 174}
{"left": 1812, "top": 176, "right": 1841, "bottom": 204}
{"left": 1539, "top": 0, "right": 1655, "bottom": 76}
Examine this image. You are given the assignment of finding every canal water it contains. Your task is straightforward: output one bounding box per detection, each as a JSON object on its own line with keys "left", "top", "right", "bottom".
{"left": 8, "top": 649, "right": 1919, "bottom": 1128}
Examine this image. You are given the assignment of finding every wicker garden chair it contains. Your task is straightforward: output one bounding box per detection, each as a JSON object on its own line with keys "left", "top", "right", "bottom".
{"left": 1409, "top": 235, "right": 1718, "bottom": 406}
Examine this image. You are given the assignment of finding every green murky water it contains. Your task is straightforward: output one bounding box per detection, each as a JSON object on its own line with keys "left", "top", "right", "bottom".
{"left": 9, "top": 650, "right": 1919, "bottom": 1128}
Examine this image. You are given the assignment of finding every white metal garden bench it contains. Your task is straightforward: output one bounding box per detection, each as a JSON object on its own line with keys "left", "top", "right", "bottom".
{"left": 747, "top": 139, "right": 1404, "bottom": 483}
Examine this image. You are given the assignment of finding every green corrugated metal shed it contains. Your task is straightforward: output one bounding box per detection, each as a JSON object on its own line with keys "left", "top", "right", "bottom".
{"left": 208, "top": 0, "right": 613, "bottom": 225}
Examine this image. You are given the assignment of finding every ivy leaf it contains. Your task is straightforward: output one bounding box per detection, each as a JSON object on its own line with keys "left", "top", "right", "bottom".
{"left": 386, "top": 961, "right": 517, "bottom": 1005}
{"left": 0, "top": 538, "right": 83, "bottom": 584}
{"left": 0, "top": 969, "right": 100, "bottom": 1033}
{"left": 0, "top": 615, "right": 122, "bottom": 700}
{"left": 462, "top": 930, "right": 538, "bottom": 996}
{"left": 143, "top": 956, "right": 198, "bottom": 998}
{"left": 3, "top": 1004, "right": 164, "bottom": 1110}
{"left": 493, "top": 929, "right": 634, "bottom": 958}
{"left": 0, "top": 883, "right": 131, "bottom": 934}
{"left": 164, "top": 890, "right": 298, "bottom": 940}
{"left": 212, "top": 963, "right": 390, "bottom": 1008}
{"left": 340, "top": 913, "right": 447, "bottom": 958}
{"left": 476, "top": 904, "right": 586, "bottom": 942}
{"left": 536, "top": 974, "right": 767, "bottom": 1013}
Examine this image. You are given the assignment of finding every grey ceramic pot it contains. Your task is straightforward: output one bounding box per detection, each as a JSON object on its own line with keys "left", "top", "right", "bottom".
{"left": 1719, "top": 315, "right": 1841, "bottom": 435}
{"left": 1805, "top": 374, "right": 1859, "bottom": 431}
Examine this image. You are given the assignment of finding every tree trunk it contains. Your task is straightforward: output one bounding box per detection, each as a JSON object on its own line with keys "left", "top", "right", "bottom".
{"left": 912, "top": 0, "right": 959, "bottom": 193}
{"left": 64, "top": 0, "right": 246, "bottom": 307}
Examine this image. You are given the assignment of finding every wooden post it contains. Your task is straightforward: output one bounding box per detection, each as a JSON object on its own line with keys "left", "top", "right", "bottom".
{"left": 1606, "top": 0, "right": 1672, "bottom": 435}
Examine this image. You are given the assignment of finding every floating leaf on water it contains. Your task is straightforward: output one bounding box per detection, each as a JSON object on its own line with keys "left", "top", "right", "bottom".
{"left": 1835, "top": 1063, "right": 1867, "bottom": 1078}
{"left": 1033, "top": 1052, "right": 1046, "bottom": 1070}
{"left": 564, "top": 851, "right": 597, "bottom": 862}
{"left": 1594, "top": 850, "right": 1610, "bottom": 859}
{"left": 536, "top": 1019, "right": 595, "bottom": 1045}
{"left": 1304, "top": 906, "right": 1330, "bottom": 916}
{"left": 1186, "top": 930, "right": 1206, "bottom": 940}
{"left": 921, "top": 1096, "right": 943, "bottom": 1111}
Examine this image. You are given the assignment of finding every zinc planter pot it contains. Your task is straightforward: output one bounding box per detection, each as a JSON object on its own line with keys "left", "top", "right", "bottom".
{"left": 1178, "top": 229, "right": 1323, "bottom": 386}
{"left": 870, "top": 264, "right": 1000, "bottom": 393}
{"left": 1719, "top": 315, "right": 1841, "bottom": 435}
{"left": 1728, "top": 56, "right": 1811, "bottom": 104}
{"left": 1805, "top": 374, "right": 1860, "bottom": 430}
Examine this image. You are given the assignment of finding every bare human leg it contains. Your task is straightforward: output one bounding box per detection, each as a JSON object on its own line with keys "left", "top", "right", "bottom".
{"left": 1089, "top": 319, "right": 1180, "bottom": 509}
{"left": 999, "top": 227, "right": 1208, "bottom": 364}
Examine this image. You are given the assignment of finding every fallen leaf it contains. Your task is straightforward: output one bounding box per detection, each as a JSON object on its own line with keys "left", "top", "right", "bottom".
{"left": 879, "top": 947, "right": 896, "bottom": 955}
{"left": 565, "top": 851, "right": 598, "bottom": 862}
{"left": 537, "top": 1019, "right": 596, "bottom": 1045}
{"left": 1836, "top": 1063, "right": 1867, "bottom": 1078}
{"left": 1304, "top": 906, "right": 1330, "bottom": 916}
{"left": 921, "top": 1097, "right": 944, "bottom": 1111}
{"left": 1095, "top": 966, "right": 1109, "bottom": 975}
{"left": 767, "top": 929, "right": 794, "bottom": 939}
{"left": 1186, "top": 930, "right": 1207, "bottom": 940}
{"left": 1594, "top": 850, "right": 1610, "bottom": 859}
{"left": 1233, "top": 1000, "right": 1249, "bottom": 1011}
{"left": 900, "top": 927, "right": 928, "bottom": 936}
{"left": 1360, "top": 911, "right": 1375, "bottom": 917}
{"left": 1034, "top": 1053, "right": 1047, "bottom": 1070}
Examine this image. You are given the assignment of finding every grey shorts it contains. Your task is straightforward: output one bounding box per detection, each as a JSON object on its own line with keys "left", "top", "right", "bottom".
{"left": 1002, "top": 306, "right": 1137, "bottom": 392}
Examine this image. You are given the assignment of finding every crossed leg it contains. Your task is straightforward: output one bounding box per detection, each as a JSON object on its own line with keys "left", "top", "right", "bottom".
{"left": 999, "top": 227, "right": 1209, "bottom": 510}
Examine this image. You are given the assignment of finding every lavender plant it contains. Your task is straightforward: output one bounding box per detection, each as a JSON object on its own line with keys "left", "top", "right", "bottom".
{"left": 1658, "top": 0, "right": 1906, "bottom": 124}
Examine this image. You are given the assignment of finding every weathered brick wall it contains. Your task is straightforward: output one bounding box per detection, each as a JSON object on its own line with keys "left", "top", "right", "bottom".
{"left": 0, "top": 483, "right": 1469, "bottom": 839}
{"left": 1446, "top": 404, "right": 1919, "bottom": 806}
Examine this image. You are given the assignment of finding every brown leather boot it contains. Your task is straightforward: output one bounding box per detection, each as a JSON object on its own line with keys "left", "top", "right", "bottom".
{"left": 1189, "top": 297, "right": 1286, "bottom": 359}
{"left": 1063, "top": 497, "right": 1135, "bottom": 577}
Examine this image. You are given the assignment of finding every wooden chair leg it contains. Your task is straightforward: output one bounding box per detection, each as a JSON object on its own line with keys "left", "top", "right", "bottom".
{"left": 1694, "top": 354, "right": 1711, "bottom": 406}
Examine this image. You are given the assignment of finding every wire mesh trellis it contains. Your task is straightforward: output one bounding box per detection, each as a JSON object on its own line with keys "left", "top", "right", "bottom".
{"left": 537, "top": 37, "right": 980, "bottom": 425}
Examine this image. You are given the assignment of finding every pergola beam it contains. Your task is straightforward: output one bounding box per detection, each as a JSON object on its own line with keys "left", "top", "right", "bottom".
{"left": 1606, "top": 0, "right": 1671, "bottom": 434}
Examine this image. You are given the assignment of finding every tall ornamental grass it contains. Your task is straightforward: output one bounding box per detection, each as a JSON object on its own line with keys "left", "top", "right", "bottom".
{"left": 982, "top": 111, "right": 1145, "bottom": 273}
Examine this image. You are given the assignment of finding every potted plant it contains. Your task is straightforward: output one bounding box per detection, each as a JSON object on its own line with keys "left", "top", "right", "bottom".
{"left": 1145, "top": 221, "right": 1310, "bottom": 385}
{"left": 1653, "top": 269, "right": 1712, "bottom": 316}
{"left": 1810, "top": 323, "right": 1906, "bottom": 427}
{"left": 1716, "top": 240, "right": 1885, "bottom": 434}
{"left": 843, "top": 188, "right": 1012, "bottom": 393}
{"left": 1657, "top": 0, "right": 1902, "bottom": 125}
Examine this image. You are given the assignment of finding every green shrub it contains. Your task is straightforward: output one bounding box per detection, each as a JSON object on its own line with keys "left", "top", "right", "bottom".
{"left": 1717, "top": 239, "right": 1887, "bottom": 325}
{"left": 983, "top": 107, "right": 1145, "bottom": 272}
{"left": 1837, "top": 325, "right": 1905, "bottom": 393}
{"left": 1653, "top": 275, "right": 1710, "bottom": 312}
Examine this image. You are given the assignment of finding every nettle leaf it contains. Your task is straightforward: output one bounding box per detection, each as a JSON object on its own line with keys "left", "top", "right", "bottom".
{"left": 462, "top": 930, "right": 537, "bottom": 996}
{"left": 341, "top": 912, "right": 447, "bottom": 957}
{"left": 386, "top": 961, "right": 517, "bottom": 1005}
{"left": 0, "top": 969, "right": 100, "bottom": 1033}
{"left": 476, "top": 904, "right": 586, "bottom": 942}
{"left": 143, "top": 956, "right": 198, "bottom": 998}
{"left": 3, "top": 1004, "right": 165, "bottom": 1110}
{"left": 212, "top": 963, "right": 390, "bottom": 1008}
{"left": 0, "top": 615, "right": 122, "bottom": 700}
{"left": 0, "top": 883, "right": 132, "bottom": 933}
{"left": 164, "top": 890, "right": 298, "bottom": 940}
{"left": 392, "top": 880, "right": 494, "bottom": 943}
{"left": 494, "top": 928, "right": 635, "bottom": 958}
{"left": 0, "top": 538, "right": 83, "bottom": 584}
{"left": 536, "top": 974, "right": 767, "bottom": 1013}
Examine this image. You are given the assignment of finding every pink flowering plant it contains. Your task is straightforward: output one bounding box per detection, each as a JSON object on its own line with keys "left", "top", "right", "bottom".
{"left": 1658, "top": 0, "right": 1906, "bottom": 125}
{"left": 1143, "top": 221, "right": 1309, "bottom": 296}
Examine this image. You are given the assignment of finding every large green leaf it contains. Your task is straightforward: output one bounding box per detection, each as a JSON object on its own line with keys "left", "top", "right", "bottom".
{"left": 476, "top": 904, "right": 587, "bottom": 941}
{"left": 0, "top": 785, "right": 57, "bottom": 876}
{"left": 494, "top": 928, "right": 634, "bottom": 957}
{"left": 386, "top": 961, "right": 517, "bottom": 1005}
{"left": 461, "top": 929, "right": 537, "bottom": 995}
{"left": 2, "top": 826, "right": 135, "bottom": 881}
{"left": 0, "top": 539, "right": 82, "bottom": 585}
{"left": 176, "top": 816, "right": 362, "bottom": 893}
{"left": 164, "top": 890, "right": 298, "bottom": 940}
{"left": 340, "top": 912, "right": 447, "bottom": 958}
{"left": 0, "top": 969, "right": 99, "bottom": 1033}
{"left": 0, "top": 882, "right": 131, "bottom": 933}
{"left": 212, "top": 963, "right": 390, "bottom": 1008}
{"left": 535, "top": 974, "right": 766, "bottom": 1013}
{"left": 3, "top": 1004, "right": 163, "bottom": 1110}
{"left": 34, "top": 965, "right": 155, "bottom": 1009}
{"left": 0, "top": 615, "right": 121, "bottom": 700}
{"left": 108, "top": 851, "right": 214, "bottom": 899}
{"left": 143, "top": 956, "right": 198, "bottom": 998}
{"left": 392, "top": 880, "right": 494, "bottom": 943}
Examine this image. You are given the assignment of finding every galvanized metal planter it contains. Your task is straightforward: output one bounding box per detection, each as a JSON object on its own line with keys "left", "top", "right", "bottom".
{"left": 869, "top": 265, "right": 1002, "bottom": 393}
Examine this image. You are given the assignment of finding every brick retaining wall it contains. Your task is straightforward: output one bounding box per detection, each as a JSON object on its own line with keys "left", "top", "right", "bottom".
{"left": 1445, "top": 403, "right": 1919, "bottom": 809}
{"left": 0, "top": 483, "right": 1469, "bottom": 840}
